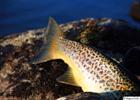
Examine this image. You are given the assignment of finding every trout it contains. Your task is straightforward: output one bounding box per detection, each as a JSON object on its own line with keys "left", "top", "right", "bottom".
{"left": 31, "top": 18, "right": 140, "bottom": 99}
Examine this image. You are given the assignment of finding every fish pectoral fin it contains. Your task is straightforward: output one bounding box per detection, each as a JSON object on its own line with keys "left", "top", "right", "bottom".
{"left": 56, "top": 68, "right": 80, "bottom": 87}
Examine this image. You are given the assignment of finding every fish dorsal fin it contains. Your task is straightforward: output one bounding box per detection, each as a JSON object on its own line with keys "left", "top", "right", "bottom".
{"left": 57, "top": 68, "right": 81, "bottom": 87}
{"left": 30, "top": 17, "right": 64, "bottom": 64}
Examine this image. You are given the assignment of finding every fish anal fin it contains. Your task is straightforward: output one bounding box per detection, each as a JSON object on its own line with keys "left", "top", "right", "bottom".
{"left": 57, "top": 68, "right": 81, "bottom": 87}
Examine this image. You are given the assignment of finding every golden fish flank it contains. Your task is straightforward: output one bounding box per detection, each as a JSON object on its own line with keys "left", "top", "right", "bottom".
{"left": 31, "top": 18, "right": 140, "bottom": 94}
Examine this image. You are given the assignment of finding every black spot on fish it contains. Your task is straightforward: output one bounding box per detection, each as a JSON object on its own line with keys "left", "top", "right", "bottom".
{"left": 83, "top": 65, "right": 86, "bottom": 68}
{"left": 90, "top": 70, "right": 94, "bottom": 74}
{"left": 99, "top": 71, "right": 103, "bottom": 74}
{"left": 99, "top": 80, "right": 105, "bottom": 83}
{"left": 86, "top": 59, "right": 92, "bottom": 65}
{"left": 96, "top": 74, "right": 100, "bottom": 79}
{"left": 104, "top": 88, "right": 109, "bottom": 91}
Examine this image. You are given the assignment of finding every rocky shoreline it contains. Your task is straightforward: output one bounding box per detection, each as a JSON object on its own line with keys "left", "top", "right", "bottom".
{"left": 0, "top": 18, "right": 140, "bottom": 99}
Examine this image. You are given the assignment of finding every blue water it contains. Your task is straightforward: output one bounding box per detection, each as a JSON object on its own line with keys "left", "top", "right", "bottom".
{"left": 0, "top": 0, "right": 140, "bottom": 36}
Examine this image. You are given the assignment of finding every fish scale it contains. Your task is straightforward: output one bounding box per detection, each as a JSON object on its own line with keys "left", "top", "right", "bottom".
{"left": 31, "top": 17, "right": 140, "bottom": 99}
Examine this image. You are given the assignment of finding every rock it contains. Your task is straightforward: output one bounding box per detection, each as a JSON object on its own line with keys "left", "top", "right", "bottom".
{"left": 57, "top": 92, "right": 103, "bottom": 100}
{"left": 57, "top": 91, "right": 135, "bottom": 100}
{"left": 0, "top": 18, "right": 140, "bottom": 99}
{"left": 97, "top": 18, "right": 130, "bottom": 30}
{"left": 130, "top": 0, "right": 140, "bottom": 21}
{"left": 123, "top": 46, "right": 140, "bottom": 76}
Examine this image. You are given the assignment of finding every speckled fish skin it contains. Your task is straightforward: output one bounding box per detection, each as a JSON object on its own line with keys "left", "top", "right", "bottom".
{"left": 31, "top": 18, "right": 140, "bottom": 99}
{"left": 58, "top": 37, "right": 139, "bottom": 92}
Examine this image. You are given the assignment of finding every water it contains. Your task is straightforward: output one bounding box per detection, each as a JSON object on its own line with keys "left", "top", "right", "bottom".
{"left": 0, "top": 0, "right": 140, "bottom": 36}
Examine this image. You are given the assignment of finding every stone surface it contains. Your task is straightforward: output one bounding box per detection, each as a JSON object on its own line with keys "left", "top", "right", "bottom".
{"left": 57, "top": 92, "right": 103, "bottom": 100}
{"left": 123, "top": 46, "right": 140, "bottom": 75}
{"left": 0, "top": 18, "right": 140, "bottom": 99}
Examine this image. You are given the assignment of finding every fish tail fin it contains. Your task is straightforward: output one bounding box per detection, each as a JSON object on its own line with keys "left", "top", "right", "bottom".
{"left": 30, "top": 17, "right": 64, "bottom": 64}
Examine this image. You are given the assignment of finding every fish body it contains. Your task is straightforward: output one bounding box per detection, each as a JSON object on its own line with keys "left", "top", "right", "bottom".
{"left": 31, "top": 18, "right": 140, "bottom": 99}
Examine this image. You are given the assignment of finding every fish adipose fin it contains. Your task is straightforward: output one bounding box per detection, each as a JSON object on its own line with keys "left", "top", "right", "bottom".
{"left": 30, "top": 17, "right": 64, "bottom": 64}
{"left": 57, "top": 68, "right": 81, "bottom": 87}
